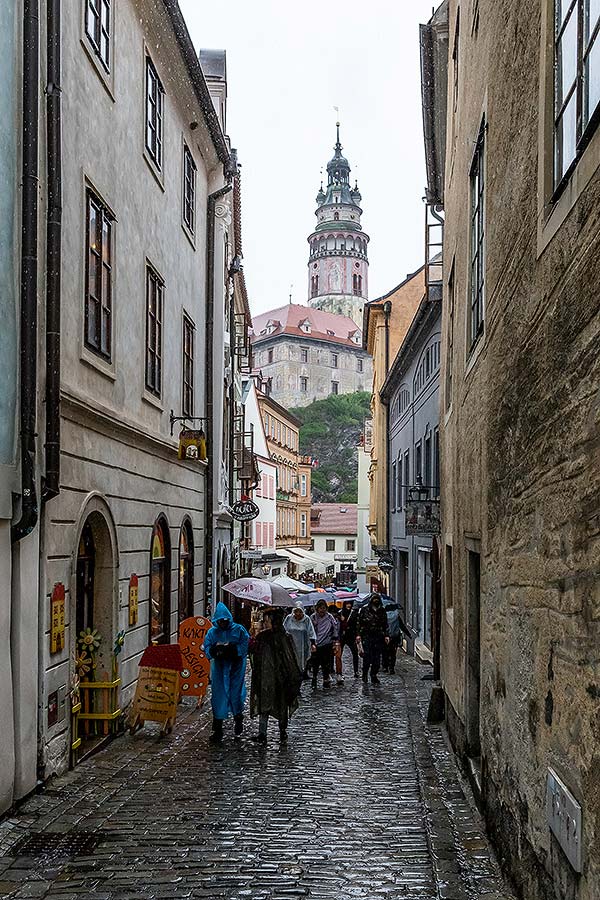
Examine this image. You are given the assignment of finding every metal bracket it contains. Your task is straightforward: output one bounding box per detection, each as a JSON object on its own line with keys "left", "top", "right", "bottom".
{"left": 169, "top": 411, "right": 207, "bottom": 437}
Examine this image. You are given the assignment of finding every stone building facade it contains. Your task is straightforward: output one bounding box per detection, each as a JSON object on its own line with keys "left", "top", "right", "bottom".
{"left": 251, "top": 304, "right": 372, "bottom": 409}
{"left": 425, "top": 1, "right": 600, "bottom": 898}
{"left": 307, "top": 125, "right": 370, "bottom": 327}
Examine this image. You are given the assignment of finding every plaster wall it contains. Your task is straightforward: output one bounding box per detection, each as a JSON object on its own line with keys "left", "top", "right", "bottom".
{"left": 440, "top": 2, "right": 600, "bottom": 897}
{"left": 312, "top": 533, "right": 358, "bottom": 575}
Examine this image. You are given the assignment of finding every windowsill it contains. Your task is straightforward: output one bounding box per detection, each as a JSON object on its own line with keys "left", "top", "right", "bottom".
{"left": 464, "top": 333, "right": 485, "bottom": 378}
{"left": 143, "top": 151, "right": 165, "bottom": 192}
{"left": 80, "top": 346, "right": 117, "bottom": 381}
{"left": 81, "top": 38, "right": 115, "bottom": 102}
{"left": 142, "top": 390, "right": 164, "bottom": 412}
{"left": 181, "top": 219, "right": 196, "bottom": 251}
{"left": 445, "top": 608, "right": 455, "bottom": 629}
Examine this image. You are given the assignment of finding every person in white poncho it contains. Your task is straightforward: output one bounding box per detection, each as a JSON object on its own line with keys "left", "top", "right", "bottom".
{"left": 284, "top": 602, "right": 316, "bottom": 678}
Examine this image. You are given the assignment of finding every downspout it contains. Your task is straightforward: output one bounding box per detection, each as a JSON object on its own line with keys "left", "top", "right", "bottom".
{"left": 382, "top": 300, "right": 392, "bottom": 561}
{"left": 43, "top": 0, "right": 62, "bottom": 503}
{"left": 12, "top": 0, "right": 40, "bottom": 543}
{"left": 205, "top": 181, "right": 233, "bottom": 608}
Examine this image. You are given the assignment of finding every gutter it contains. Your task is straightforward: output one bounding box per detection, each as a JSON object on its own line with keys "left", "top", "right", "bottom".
{"left": 43, "top": 0, "right": 62, "bottom": 503}
{"left": 12, "top": 0, "right": 40, "bottom": 543}
{"left": 205, "top": 182, "right": 233, "bottom": 607}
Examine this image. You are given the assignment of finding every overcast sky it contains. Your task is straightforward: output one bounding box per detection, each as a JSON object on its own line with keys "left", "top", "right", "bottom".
{"left": 180, "top": 0, "right": 434, "bottom": 318}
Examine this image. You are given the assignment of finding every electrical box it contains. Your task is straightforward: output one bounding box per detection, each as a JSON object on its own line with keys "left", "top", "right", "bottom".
{"left": 546, "top": 768, "right": 583, "bottom": 873}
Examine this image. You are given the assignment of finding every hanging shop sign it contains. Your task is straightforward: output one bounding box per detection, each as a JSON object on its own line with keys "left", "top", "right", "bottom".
{"left": 129, "top": 644, "right": 183, "bottom": 736}
{"left": 241, "top": 549, "right": 263, "bottom": 560}
{"left": 405, "top": 499, "right": 441, "bottom": 536}
{"left": 128, "top": 573, "right": 139, "bottom": 626}
{"left": 377, "top": 554, "right": 394, "bottom": 573}
{"left": 178, "top": 616, "right": 212, "bottom": 703}
{"left": 50, "top": 583, "right": 66, "bottom": 654}
{"left": 177, "top": 428, "right": 207, "bottom": 462}
{"left": 231, "top": 497, "right": 260, "bottom": 522}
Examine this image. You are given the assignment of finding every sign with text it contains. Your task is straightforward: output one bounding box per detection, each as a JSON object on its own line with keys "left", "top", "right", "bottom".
{"left": 405, "top": 499, "right": 441, "bottom": 536}
{"left": 128, "top": 574, "right": 139, "bottom": 626}
{"left": 130, "top": 667, "right": 179, "bottom": 724}
{"left": 50, "top": 583, "right": 65, "bottom": 654}
{"left": 231, "top": 498, "right": 260, "bottom": 522}
{"left": 178, "top": 616, "right": 212, "bottom": 700}
{"left": 241, "top": 549, "right": 262, "bottom": 560}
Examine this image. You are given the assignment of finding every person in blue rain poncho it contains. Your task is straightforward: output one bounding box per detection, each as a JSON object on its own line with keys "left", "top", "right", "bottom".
{"left": 203, "top": 601, "right": 250, "bottom": 743}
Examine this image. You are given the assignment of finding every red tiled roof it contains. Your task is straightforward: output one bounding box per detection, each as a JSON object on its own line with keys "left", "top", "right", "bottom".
{"left": 310, "top": 503, "right": 358, "bottom": 535}
{"left": 251, "top": 304, "right": 362, "bottom": 349}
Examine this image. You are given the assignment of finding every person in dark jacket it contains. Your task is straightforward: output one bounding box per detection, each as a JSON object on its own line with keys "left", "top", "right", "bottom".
{"left": 310, "top": 599, "right": 340, "bottom": 688}
{"left": 250, "top": 608, "right": 302, "bottom": 744}
{"left": 356, "top": 593, "right": 389, "bottom": 684}
{"left": 340, "top": 600, "right": 360, "bottom": 677}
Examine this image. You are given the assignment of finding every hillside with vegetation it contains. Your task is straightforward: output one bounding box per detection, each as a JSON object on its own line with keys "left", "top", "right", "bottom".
{"left": 290, "top": 392, "right": 371, "bottom": 504}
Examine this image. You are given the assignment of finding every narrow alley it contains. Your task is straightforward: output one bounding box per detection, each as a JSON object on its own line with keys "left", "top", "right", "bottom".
{"left": 0, "top": 657, "right": 514, "bottom": 900}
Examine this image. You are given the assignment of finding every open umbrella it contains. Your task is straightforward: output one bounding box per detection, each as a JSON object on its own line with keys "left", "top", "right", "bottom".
{"left": 222, "top": 577, "right": 294, "bottom": 608}
{"left": 271, "top": 574, "right": 314, "bottom": 593}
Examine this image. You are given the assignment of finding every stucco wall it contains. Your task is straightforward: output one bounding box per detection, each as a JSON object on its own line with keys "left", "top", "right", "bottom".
{"left": 440, "top": 1, "right": 600, "bottom": 897}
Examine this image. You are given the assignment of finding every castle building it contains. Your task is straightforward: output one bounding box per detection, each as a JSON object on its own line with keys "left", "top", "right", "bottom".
{"left": 307, "top": 124, "right": 370, "bottom": 326}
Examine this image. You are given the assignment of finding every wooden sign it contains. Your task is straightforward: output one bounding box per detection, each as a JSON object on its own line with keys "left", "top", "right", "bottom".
{"left": 128, "top": 644, "right": 183, "bottom": 736}
{"left": 128, "top": 574, "right": 139, "bottom": 626}
{"left": 178, "top": 616, "right": 211, "bottom": 702}
{"left": 50, "top": 583, "right": 65, "bottom": 654}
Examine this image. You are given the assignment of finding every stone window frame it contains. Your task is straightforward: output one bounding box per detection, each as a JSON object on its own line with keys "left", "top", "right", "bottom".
{"left": 83, "top": 184, "right": 115, "bottom": 368}
{"left": 145, "top": 262, "right": 164, "bottom": 399}
{"left": 182, "top": 312, "right": 195, "bottom": 418}
{"left": 537, "top": 0, "right": 600, "bottom": 254}
{"left": 326, "top": 539, "right": 336, "bottom": 552}
{"left": 182, "top": 141, "right": 197, "bottom": 239}
{"left": 145, "top": 54, "right": 165, "bottom": 173}
{"left": 467, "top": 118, "right": 486, "bottom": 356}
{"left": 81, "top": 0, "right": 115, "bottom": 99}
{"left": 85, "top": 0, "right": 111, "bottom": 72}
{"left": 300, "top": 376, "right": 308, "bottom": 393}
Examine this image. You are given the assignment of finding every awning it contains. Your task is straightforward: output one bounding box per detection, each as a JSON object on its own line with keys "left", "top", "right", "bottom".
{"left": 279, "top": 547, "right": 333, "bottom": 573}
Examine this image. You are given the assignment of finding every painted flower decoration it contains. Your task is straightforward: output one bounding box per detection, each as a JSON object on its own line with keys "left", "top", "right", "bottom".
{"left": 78, "top": 628, "right": 101, "bottom": 653}
{"left": 113, "top": 630, "right": 126, "bottom": 656}
{"left": 75, "top": 652, "right": 92, "bottom": 677}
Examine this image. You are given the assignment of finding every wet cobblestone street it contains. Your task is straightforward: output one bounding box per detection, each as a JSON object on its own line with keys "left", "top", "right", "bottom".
{"left": 0, "top": 654, "right": 516, "bottom": 900}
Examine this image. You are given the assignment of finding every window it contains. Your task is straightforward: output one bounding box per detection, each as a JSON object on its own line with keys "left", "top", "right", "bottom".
{"left": 267, "top": 348, "right": 274, "bottom": 364}
{"left": 554, "top": 0, "right": 600, "bottom": 186}
{"left": 182, "top": 315, "right": 194, "bottom": 417}
{"left": 415, "top": 441, "right": 422, "bottom": 483}
{"left": 277, "top": 421, "right": 281, "bottom": 442}
{"left": 310, "top": 538, "right": 315, "bottom": 550}
{"left": 391, "top": 462, "right": 397, "bottom": 510}
{"left": 331, "top": 381, "right": 339, "bottom": 395}
{"left": 311, "top": 275, "right": 319, "bottom": 297}
{"left": 331, "top": 352, "right": 338, "bottom": 368}
{"left": 346, "top": 539, "right": 356, "bottom": 552}
{"left": 357, "top": 358, "right": 363, "bottom": 373}
{"left": 264, "top": 413, "right": 269, "bottom": 434}
{"left": 300, "top": 473, "right": 307, "bottom": 497}
{"left": 146, "top": 265, "right": 164, "bottom": 396}
{"left": 268, "top": 523, "right": 274, "bottom": 547}
{"left": 178, "top": 521, "right": 194, "bottom": 623}
{"left": 326, "top": 539, "right": 335, "bottom": 552}
{"left": 301, "top": 348, "right": 308, "bottom": 363}
{"left": 445, "top": 545, "right": 454, "bottom": 612}
{"left": 403, "top": 450, "right": 410, "bottom": 506}
{"left": 85, "top": 0, "right": 111, "bottom": 70}
{"left": 396, "top": 453, "right": 403, "bottom": 508}
{"left": 334, "top": 211, "right": 339, "bottom": 220}
{"left": 434, "top": 428, "right": 440, "bottom": 497}
{"left": 146, "top": 57, "right": 164, "bottom": 169}
{"left": 300, "top": 513, "right": 307, "bottom": 538}
{"left": 425, "top": 432, "right": 432, "bottom": 491}
{"left": 352, "top": 273, "right": 362, "bottom": 295}
{"left": 446, "top": 262, "right": 455, "bottom": 409}
{"left": 85, "top": 190, "right": 113, "bottom": 360}
{"left": 469, "top": 123, "right": 485, "bottom": 350}
{"left": 182, "top": 143, "right": 196, "bottom": 234}
{"left": 300, "top": 376, "right": 308, "bottom": 392}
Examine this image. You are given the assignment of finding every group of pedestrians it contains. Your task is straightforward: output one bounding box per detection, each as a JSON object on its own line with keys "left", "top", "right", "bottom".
{"left": 203, "top": 593, "right": 399, "bottom": 745}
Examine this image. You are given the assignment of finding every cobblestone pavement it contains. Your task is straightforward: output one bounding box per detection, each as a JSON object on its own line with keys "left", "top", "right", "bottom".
{"left": 0, "top": 653, "right": 517, "bottom": 900}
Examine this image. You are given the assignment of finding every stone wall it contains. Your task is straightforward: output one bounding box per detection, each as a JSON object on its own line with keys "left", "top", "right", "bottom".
{"left": 440, "top": 1, "right": 600, "bottom": 898}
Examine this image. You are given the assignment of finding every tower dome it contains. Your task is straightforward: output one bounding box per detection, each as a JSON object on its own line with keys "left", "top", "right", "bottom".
{"left": 307, "top": 124, "right": 370, "bottom": 327}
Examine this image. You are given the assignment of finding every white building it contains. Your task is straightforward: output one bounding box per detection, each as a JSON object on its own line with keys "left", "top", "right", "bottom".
{"left": 310, "top": 504, "right": 358, "bottom": 582}
{"left": 33, "top": 0, "right": 241, "bottom": 778}
{"left": 242, "top": 379, "right": 278, "bottom": 567}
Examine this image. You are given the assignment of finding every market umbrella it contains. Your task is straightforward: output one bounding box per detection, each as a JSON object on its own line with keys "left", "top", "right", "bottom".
{"left": 222, "top": 577, "right": 294, "bottom": 608}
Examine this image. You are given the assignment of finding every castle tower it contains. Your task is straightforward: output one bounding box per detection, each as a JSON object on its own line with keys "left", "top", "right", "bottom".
{"left": 307, "top": 123, "right": 369, "bottom": 326}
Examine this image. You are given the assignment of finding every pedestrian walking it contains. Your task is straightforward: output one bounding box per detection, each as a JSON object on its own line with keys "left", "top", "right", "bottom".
{"left": 340, "top": 600, "right": 360, "bottom": 677}
{"left": 250, "top": 608, "right": 303, "bottom": 744}
{"left": 310, "top": 598, "right": 340, "bottom": 688}
{"left": 382, "top": 604, "right": 401, "bottom": 674}
{"left": 204, "top": 601, "right": 250, "bottom": 743}
{"left": 284, "top": 602, "right": 317, "bottom": 677}
{"left": 356, "top": 593, "right": 389, "bottom": 684}
{"left": 329, "top": 604, "right": 345, "bottom": 684}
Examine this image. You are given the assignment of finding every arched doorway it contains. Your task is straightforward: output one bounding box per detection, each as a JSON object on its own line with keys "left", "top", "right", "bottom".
{"left": 73, "top": 503, "right": 118, "bottom": 759}
{"left": 178, "top": 519, "right": 194, "bottom": 623}
{"left": 150, "top": 517, "right": 171, "bottom": 644}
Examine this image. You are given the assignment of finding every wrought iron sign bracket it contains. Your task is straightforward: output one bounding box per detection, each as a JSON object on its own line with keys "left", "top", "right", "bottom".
{"left": 169, "top": 411, "right": 207, "bottom": 437}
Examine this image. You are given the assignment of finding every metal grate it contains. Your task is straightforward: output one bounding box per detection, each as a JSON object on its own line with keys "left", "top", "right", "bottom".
{"left": 12, "top": 831, "right": 100, "bottom": 860}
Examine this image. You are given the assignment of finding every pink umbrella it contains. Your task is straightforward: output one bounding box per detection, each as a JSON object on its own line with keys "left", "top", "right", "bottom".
{"left": 222, "top": 577, "right": 294, "bottom": 607}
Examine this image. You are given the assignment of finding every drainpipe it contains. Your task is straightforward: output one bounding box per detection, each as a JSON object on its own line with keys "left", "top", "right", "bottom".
{"left": 381, "top": 300, "right": 392, "bottom": 563}
{"left": 43, "top": 0, "right": 62, "bottom": 503}
{"left": 12, "top": 0, "right": 40, "bottom": 543}
{"left": 205, "top": 181, "right": 233, "bottom": 608}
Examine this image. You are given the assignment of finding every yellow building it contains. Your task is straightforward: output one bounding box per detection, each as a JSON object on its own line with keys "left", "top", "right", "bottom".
{"left": 363, "top": 269, "right": 425, "bottom": 555}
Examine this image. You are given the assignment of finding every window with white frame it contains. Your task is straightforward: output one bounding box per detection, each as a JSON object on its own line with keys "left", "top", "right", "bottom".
{"left": 85, "top": 0, "right": 111, "bottom": 70}
{"left": 300, "top": 513, "right": 307, "bottom": 538}
{"left": 183, "top": 143, "right": 196, "bottom": 234}
{"left": 146, "top": 56, "right": 164, "bottom": 169}
{"left": 554, "top": 0, "right": 600, "bottom": 186}
{"left": 300, "top": 473, "right": 307, "bottom": 497}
